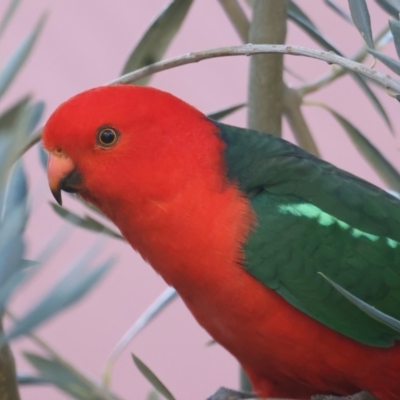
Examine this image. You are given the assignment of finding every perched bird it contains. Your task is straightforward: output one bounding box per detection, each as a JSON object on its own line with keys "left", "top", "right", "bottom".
{"left": 43, "top": 85, "right": 400, "bottom": 399}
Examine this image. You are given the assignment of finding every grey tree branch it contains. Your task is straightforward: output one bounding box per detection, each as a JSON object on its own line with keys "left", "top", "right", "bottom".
{"left": 0, "top": 315, "right": 20, "bottom": 400}
{"left": 247, "top": 0, "right": 287, "bottom": 136}
{"left": 27, "top": 43, "right": 400, "bottom": 153}
{"left": 109, "top": 44, "right": 400, "bottom": 94}
{"left": 297, "top": 24, "right": 390, "bottom": 96}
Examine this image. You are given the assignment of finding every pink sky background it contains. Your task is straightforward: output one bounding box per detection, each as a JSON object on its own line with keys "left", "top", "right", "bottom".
{"left": 1, "top": 1, "right": 400, "bottom": 399}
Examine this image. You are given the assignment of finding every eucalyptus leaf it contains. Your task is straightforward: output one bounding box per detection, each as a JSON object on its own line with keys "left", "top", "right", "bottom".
{"left": 352, "top": 75, "right": 392, "bottom": 131}
{"left": 132, "top": 354, "right": 176, "bottom": 400}
{"left": 6, "top": 249, "right": 114, "bottom": 341}
{"left": 389, "top": 20, "right": 400, "bottom": 60}
{"left": 320, "top": 273, "right": 400, "bottom": 334}
{"left": 288, "top": 1, "right": 318, "bottom": 30}
{"left": 17, "top": 373, "right": 50, "bottom": 385}
{"left": 369, "top": 48, "right": 400, "bottom": 75}
{"left": 0, "top": 97, "right": 31, "bottom": 136}
{"left": 0, "top": 0, "right": 21, "bottom": 38}
{"left": 38, "top": 145, "right": 48, "bottom": 169}
{"left": 27, "top": 101, "right": 45, "bottom": 134}
{"left": 103, "top": 287, "right": 178, "bottom": 388}
{"left": 25, "top": 353, "right": 122, "bottom": 400}
{"left": 375, "top": 0, "right": 400, "bottom": 18}
{"left": 318, "top": 104, "right": 400, "bottom": 192}
{"left": 50, "top": 202, "right": 125, "bottom": 241}
{"left": 348, "top": 0, "right": 375, "bottom": 48}
{"left": 121, "top": 0, "right": 193, "bottom": 85}
{"left": 110, "top": 287, "right": 177, "bottom": 358}
{"left": 288, "top": 1, "right": 343, "bottom": 55}
{"left": 0, "top": 236, "right": 24, "bottom": 310}
{"left": 147, "top": 391, "right": 161, "bottom": 400}
{"left": 207, "top": 103, "right": 246, "bottom": 121}
{"left": 0, "top": 161, "right": 27, "bottom": 220}
{"left": 0, "top": 14, "right": 46, "bottom": 98}
{"left": 290, "top": 1, "right": 391, "bottom": 129}
{"left": 324, "top": 0, "right": 352, "bottom": 23}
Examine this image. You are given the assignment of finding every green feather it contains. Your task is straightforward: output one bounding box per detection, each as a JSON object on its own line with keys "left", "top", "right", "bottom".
{"left": 216, "top": 121, "right": 400, "bottom": 347}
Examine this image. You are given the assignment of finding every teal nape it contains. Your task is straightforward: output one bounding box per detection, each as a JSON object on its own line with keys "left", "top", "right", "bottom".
{"left": 217, "top": 121, "right": 400, "bottom": 347}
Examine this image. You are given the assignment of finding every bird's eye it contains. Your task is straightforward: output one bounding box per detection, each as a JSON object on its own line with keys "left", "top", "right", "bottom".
{"left": 97, "top": 127, "right": 120, "bottom": 148}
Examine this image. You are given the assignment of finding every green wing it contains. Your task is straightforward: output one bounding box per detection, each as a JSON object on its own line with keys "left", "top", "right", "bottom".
{"left": 216, "top": 121, "right": 400, "bottom": 347}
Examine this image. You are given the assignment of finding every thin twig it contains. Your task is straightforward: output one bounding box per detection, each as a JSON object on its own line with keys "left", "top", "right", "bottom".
{"left": 109, "top": 44, "right": 400, "bottom": 93}
{"left": 27, "top": 42, "right": 400, "bottom": 152}
{"left": 297, "top": 24, "right": 390, "bottom": 96}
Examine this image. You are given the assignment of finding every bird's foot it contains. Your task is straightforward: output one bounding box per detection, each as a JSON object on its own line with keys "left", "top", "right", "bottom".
{"left": 207, "top": 387, "right": 257, "bottom": 400}
{"left": 311, "top": 391, "right": 377, "bottom": 400}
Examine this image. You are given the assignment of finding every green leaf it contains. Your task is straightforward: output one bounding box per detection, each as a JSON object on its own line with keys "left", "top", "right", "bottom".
{"left": 0, "top": 97, "right": 31, "bottom": 136}
{"left": 0, "top": 0, "right": 21, "bottom": 38}
{"left": 207, "top": 103, "right": 246, "bottom": 121}
{"left": 50, "top": 202, "right": 125, "bottom": 241}
{"left": 390, "top": 20, "right": 400, "bottom": 60}
{"left": 317, "top": 104, "right": 400, "bottom": 192}
{"left": 132, "top": 354, "right": 176, "bottom": 400}
{"left": 352, "top": 74, "right": 392, "bottom": 131}
{"left": 320, "top": 273, "right": 400, "bottom": 334}
{"left": 147, "top": 391, "right": 161, "bottom": 400}
{"left": 6, "top": 247, "right": 114, "bottom": 341}
{"left": 375, "top": 0, "right": 400, "bottom": 18}
{"left": 369, "top": 48, "right": 400, "bottom": 75}
{"left": 289, "top": 1, "right": 391, "bottom": 130}
{"left": 348, "top": 0, "right": 374, "bottom": 49}
{"left": 288, "top": 1, "right": 343, "bottom": 55}
{"left": 17, "top": 373, "right": 50, "bottom": 385}
{"left": 324, "top": 0, "right": 352, "bottom": 23}
{"left": 0, "top": 14, "right": 46, "bottom": 98}
{"left": 121, "top": 0, "right": 193, "bottom": 85}
{"left": 24, "top": 353, "right": 122, "bottom": 400}
{"left": 103, "top": 287, "right": 177, "bottom": 388}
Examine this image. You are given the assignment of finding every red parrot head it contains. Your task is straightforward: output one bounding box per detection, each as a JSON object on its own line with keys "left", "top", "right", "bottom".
{"left": 42, "top": 85, "right": 225, "bottom": 217}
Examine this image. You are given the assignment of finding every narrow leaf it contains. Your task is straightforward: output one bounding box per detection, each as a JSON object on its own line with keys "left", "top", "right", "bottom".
{"left": 17, "top": 373, "right": 50, "bottom": 385}
{"left": 38, "top": 145, "right": 48, "bottom": 169}
{"left": 288, "top": 1, "right": 344, "bottom": 55}
{"left": 375, "top": 0, "right": 400, "bottom": 18}
{"left": 389, "top": 20, "right": 400, "bottom": 60}
{"left": 324, "top": 0, "right": 352, "bottom": 23}
{"left": 6, "top": 250, "right": 113, "bottom": 341}
{"left": 0, "top": 14, "right": 46, "bottom": 98}
{"left": 352, "top": 74, "right": 392, "bottom": 131}
{"left": 289, "top": 1, "right": 391, "bottom": 129}
{"left": 103, "top": 287, "right": 177, "bottom": 387}
{"left": 27, "top": 101, "right": 45, "bottom": 134}
{"left": 121, "top": 0, "right": 193, "bottom": 85}
{"left": 25, "top": 353, "right": 121, "bottom": 400}
{"left": 147, "top": 391, "right": 161, "bottom": 400}
{"left": 50, "top": 202, "right": 125, "bottom": 241}
{"left": 369, "top": 48, "right": 400, "bottom": 75}
{"left": 207, "top": 103, "right": 246, "bottom": 121}
{"left": 112, "top": 287, "right": 177, "bottom": 348}
{"left": 132, "top": 354, "right": 176, "bottom": 400}
{"left": 318, "top": 104, "right": 400, "bottom": 192}
{"left": 348, "top": 0, "right": 375, "bottom": 48}
{"left": 0, "top": 97, "right": 31, "bottom": 135}
{"left": 320, "top": 273, "right": 400, "bottom": 334}
{"left": 0, "top": 0, "right": 21, "bottom": 37}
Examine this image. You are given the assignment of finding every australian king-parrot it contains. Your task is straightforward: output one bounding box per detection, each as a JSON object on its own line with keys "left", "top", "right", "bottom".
{"left": 43, "top": 85, "right": 400, "bottom": 399}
